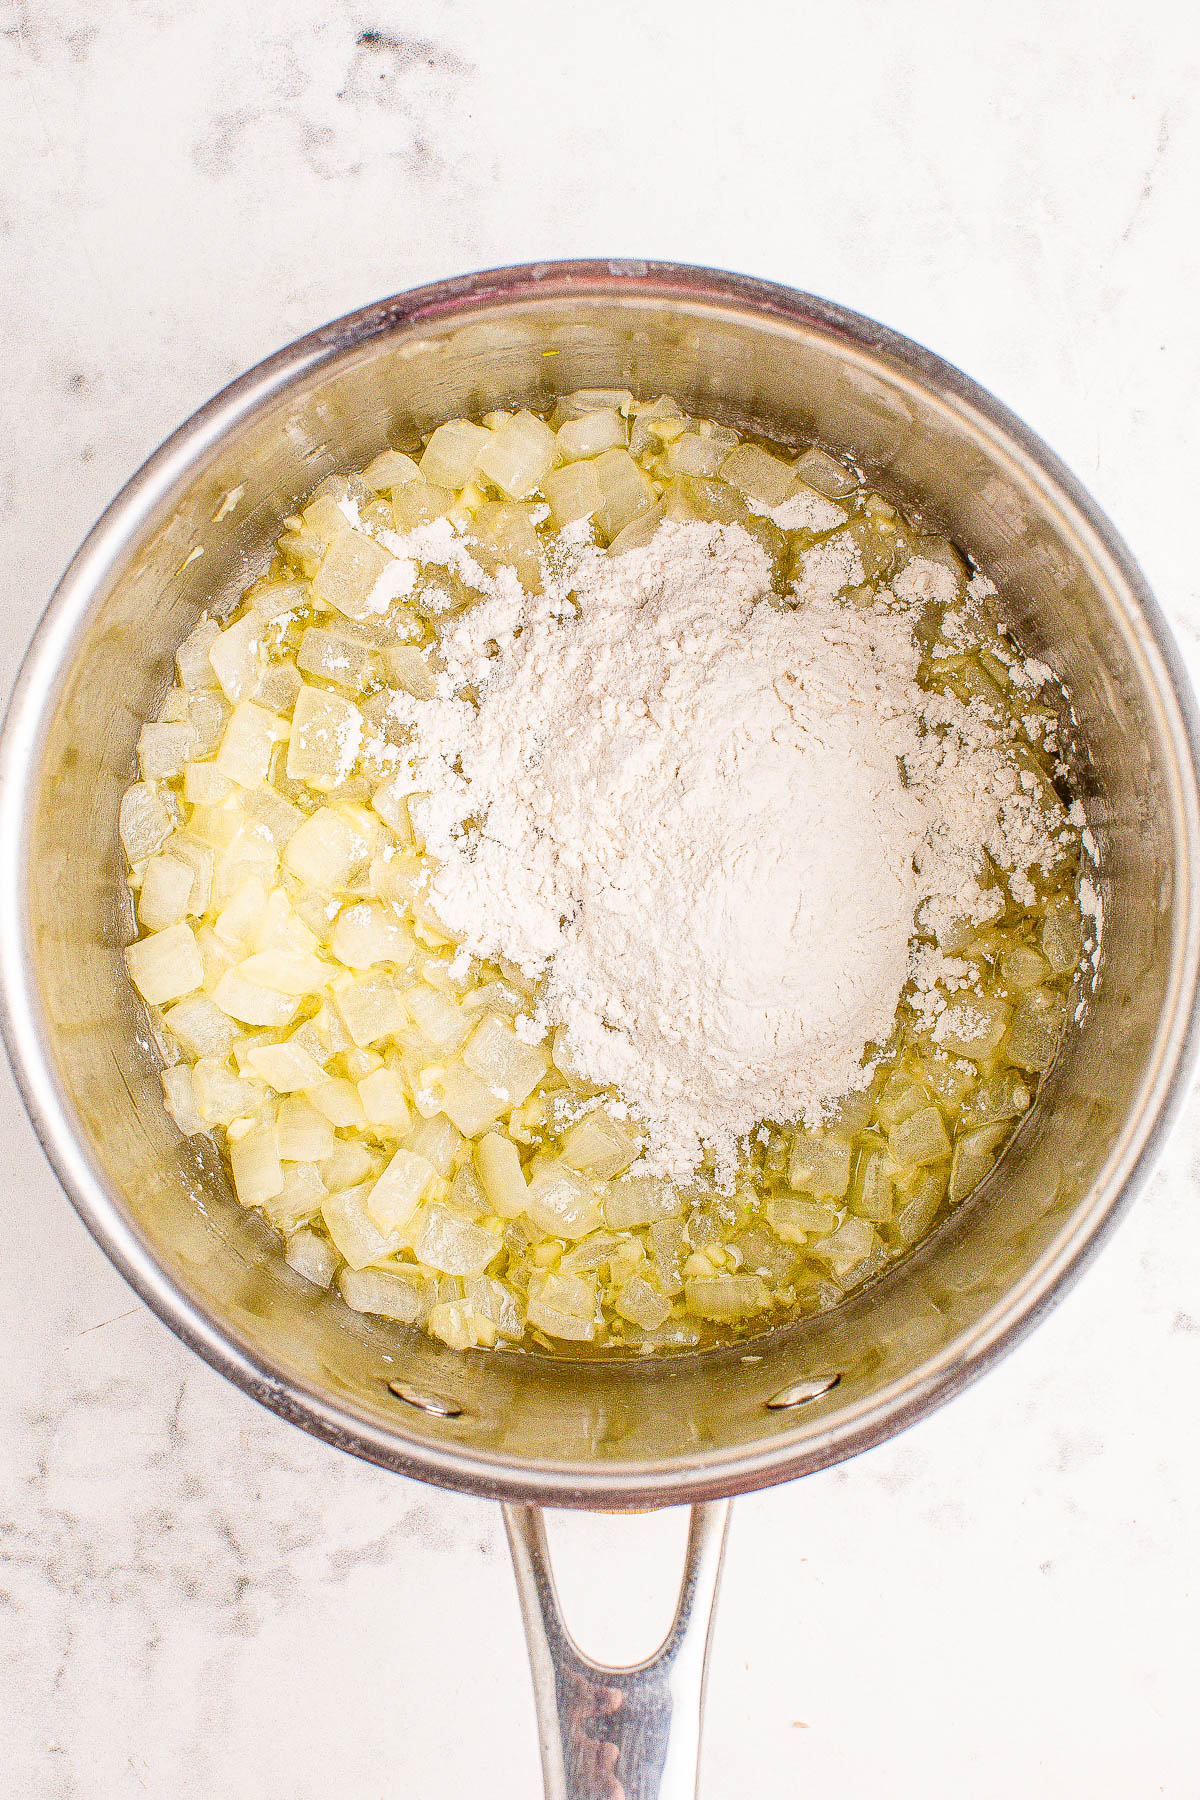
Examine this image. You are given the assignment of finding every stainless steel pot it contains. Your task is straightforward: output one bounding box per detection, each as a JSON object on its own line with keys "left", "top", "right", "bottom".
{"left": 3, "top": 261, "right": 1199, "bottom": 1800}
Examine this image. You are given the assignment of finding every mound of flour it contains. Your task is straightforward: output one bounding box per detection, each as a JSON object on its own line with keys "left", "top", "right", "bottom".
{"left": 389, "top": 519, "right": 1065, "bottom": 1179}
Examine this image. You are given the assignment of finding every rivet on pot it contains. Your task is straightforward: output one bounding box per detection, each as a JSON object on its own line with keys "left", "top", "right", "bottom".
{"left": 387, "top": 1380, "right": 464, "bottom": 1418}
{"left": 765, "top": 1374, "right": 841, "bottom": 1410}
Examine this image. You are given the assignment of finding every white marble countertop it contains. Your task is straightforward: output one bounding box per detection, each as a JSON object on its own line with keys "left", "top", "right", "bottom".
{"left": 3, "top": 3, "right": 1199, "bottom": 1794}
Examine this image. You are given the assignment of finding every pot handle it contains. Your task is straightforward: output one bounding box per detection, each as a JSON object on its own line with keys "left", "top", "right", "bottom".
{"left": 502, "top": 1500, "right": 731, "bottom": 1800}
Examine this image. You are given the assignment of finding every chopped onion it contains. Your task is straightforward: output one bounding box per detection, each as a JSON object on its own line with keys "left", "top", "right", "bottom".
{"left": 126, "top": 921, "right": 203, "bottom": 1005}
{"left": 285, "top": 1228, "right": 338, "bottom": 1288}
{"left": 119, "top": 393, "right": 1085, "bottom": 1358}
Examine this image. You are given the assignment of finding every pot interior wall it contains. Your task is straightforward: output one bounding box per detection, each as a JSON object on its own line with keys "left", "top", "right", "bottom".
{"left": 20, "top": 281, "right": 1190, "bottom": 1498}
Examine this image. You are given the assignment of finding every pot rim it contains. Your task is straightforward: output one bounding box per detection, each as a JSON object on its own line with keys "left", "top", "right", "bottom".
{"left": 3, "top": 258, "right": 1199, "bottom": 1508}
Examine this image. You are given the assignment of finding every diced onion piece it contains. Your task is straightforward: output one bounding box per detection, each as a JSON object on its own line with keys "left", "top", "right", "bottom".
{"left": 371, "top": 775, "right": 415, "bottom": 841}
{"left": 553, "top": 388, "right": 634, "bottom": 422}
{"left": 196, "top": 926, "right": 235, "bottom": 996}
{"left": 322, "top": 1182, "right": 404, "bottom": 1269}
{"left": 187, "top": 692, "right": 229, "bottom": 757}
{"left": 235, "top": 949, "right": 328, "bottom": 995}
{"left": 661, "top": 433, "right": 727, "bottom": 478}
{"left": 391, "top": 484, "right": 455, "bottom": 530}
{"left": 208, "top": 613, "right": 264, "bottom": 703}
{"left": 894, "top": 1173, "right": 945, "bottom": 1246}
{"left": 301, "top": 493, "right": 355, "bottom": 541}
{"left": 362, "top": 449, "right": 421, "bottom": 491}
{"left": 138, "top": 854, "right": 196, "bottom": 931}
{"left": 475, "top": 410, "right": 558, "bottom": 500}
{"left": 560, "top": 1232, "right": 623, "bottom": 1275}
{"left": 120, "top": 783, "right": 173, "bottom": 863}
{"left": 307, "top": 1077, "right": 367, "bottom": 1130}
{"left": 629, "top": 396, "right": 686, "bottom": 455}
{"left": 278, "top": 1094, "right": 335, "bottom": 1161}
{"left": 366, "top": 1147, "right": 437, "bottom": 1234}
{"left": 467, "top": 1275, "right": 524, "bottom": 1339}
{"left": 426, "top": 1300, "right": 475, "bottom": 1350}
{"left": 283, "top": 806, "right": 369, "bottom": 890}
{"left": 961, "top": 1070, "right": 1031, "bottom": 1129}
{"left": 475, "top": 1132, "right": 528, "bottom": 1217}
{"left": 405, "top": 983, "right": 470, "bottom": 1052}
{"left": 216, "top": 700, "right": 288, "bottom": 788}
{"left": 684, "top": 1273, "right": 770, "bottom": 1320}
{"left": 405, "top": 1113, "right": 461, "bottom": 1175}
{"left": 284, "top": 1228, "right": 338, "bottom": 1288}
{"left": 809, "top": 1215, "right": 877, "bottom": 1280}
{"left": 437, "top": 1064, "right": 505, "bottom": 1138}
{"left": 287, "top": 685, "right": 363, "bottom": 792}
{"left": 322, "top": 1138, "right": 380, "bottom": 1192}
{"left": 338, "top": 1264, "right": 426, "bottom": 1321}
{"left": 608, "top": 499, "right": 666, "bottom": 556}
{"left": 245, "top": 1038, "right": 328, "bottom": 1092}
{"left": 602, "top": 1177, "right": 681, "bottom": 1230}
{"left": 211, "top": 968, "right": 299, "bottom": 1027}
{"left": 719, "top": 442, "right": 795, "bottom": 509}
{"left": 766, "top": 1195, "right": 838, "bottom": 1243}
{"left": 524, "top": 1161, "right": 602, "bottom": 1240}
{"left": 334, "top": 972, "right": 407, "bottom": 1046}
{"left": 414, "top": 1202, "right": 501, "bottom": 1275}
{"left": 176, "top": 619, "right": 222, "bottom": 690}
{"left": 468, "top": 500, "right": 544, "bottom": 591}
{"left": 556, "top": 409, "right": 627, "bottom": 461}
{"left": 191, "top": 1057, "right": 261, "bottom": 1125}
{"left": 1005, "top": 987, "right": 1065, "bottom": 1072}
{"left": 872, "top": 1073, "right": 929, "bottom": 1131}
{"left": 138, "top": 721, "right": 197, "bottom": 781}
{"left": 213, "top": 837, "right": 277, "bottom": 907}
{"left": 230, "top": 1125, "right": 284, "bottom": 1208}
{"left": 330, "top": 902, "right": 415, "bottom": 970}
{"left": 161, "top": 1065, "right": 205, "bottom": 1136}
{"left": 1000, "top": 946, "right": 1051, "bottom": 991}
{"left": 788, "top": 1133, "right": 852, "bottom": 1197}
{"left": 126, "top": 922, "right": 203, "bottom": 1005}
{"left": 296, "top": 626, "right": 376, "bottom": 693}
{"left": 268, "top": 1164, "right": 329, "bottom": 1235}
{"left": 257, "top": 661, "right": 304, "bottom": 714}
{"left": 887, "top": 1106, "right": 951, "bottom": 1167}
{"left": 184, "top": 762, "right": 233, "bottom": 806}
{"left": 542, "top": 460, "right": 604, "bottom": 528}
{"left": 381, "top": 644, "right": 437, "bottom": 701}
{"left": 370, "top": 848, "right": 424, "bottom": 907}
{"left": 419, "top": 419, "right": 493, "bottom": 490}
{"left": 249, "top": 580, "right": 307, "bottom": 622}
{"left": 162, "top": 837, "right": 212, "bottom": 916}
{"left": 649, "top": 1217, "right": 686, "bottom": 1296}
{"left": 560, "top": 1110, "right": 637, "bottom": 1179}
{"left": 934, "top": 996, "right": 1012, "bottom": 1061}
{"left": 244, "top": 790, "right": 305, "bottom": 851}
{"left": 852, "top": 1149, "right": 896, "bottom": 1223}
{"left": 450, "top": 1162, "right": 488, "bottom": 1218}
{"left": 214, "top": 877, "right": 269, "bottom": 950}
{"left": 615, "top": 1273, "right": 670, "bottom": 1330}
{"left": 253, "top": 889, "right": 318, "bottom": 957}
{"left": 188, "top": 797, "right": 243, "bottom": 852}
{"left": 462, "top": 1013, "right": 548, "bottom": 1105}
{"left": 312, "top": 531, "right": 406, "bottom": 621}
{"left": 949, "top": 1123, "right": 1009, "bottom": 1205}
{"left": 162, "top": 992, "right": 239, "bottom": 1059}
{"left": 526, "top": 1270, "right": 597, "bottom": 1341}
{"left": 1041, "top": 895, "right": 1083, "bottom": 974}
{"left": 593, "top": 448, "right": 656, "bottom": 543}
{"left": 357, "top": 1067, "right": 412, "bottom": 1134}
{"left": 792, "top": 447, "right": 858, "bottom": 499}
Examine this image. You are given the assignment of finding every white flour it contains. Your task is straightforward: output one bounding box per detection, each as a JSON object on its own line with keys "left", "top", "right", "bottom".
{"left": 381, "top": 519, "right": 1072, "bottom": 1180}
